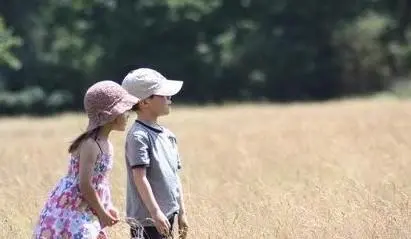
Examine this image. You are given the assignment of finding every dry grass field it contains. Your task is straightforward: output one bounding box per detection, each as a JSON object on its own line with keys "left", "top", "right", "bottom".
{"left": 1, "top": 98, "right": 411, "bottom": 238}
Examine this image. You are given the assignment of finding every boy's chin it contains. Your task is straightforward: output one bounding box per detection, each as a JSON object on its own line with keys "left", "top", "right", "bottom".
{"left": 163, "top": 107, "right": 171, "bottom": 114}
{"left": 157, "top": 109, "right": 170, "bottom": 116}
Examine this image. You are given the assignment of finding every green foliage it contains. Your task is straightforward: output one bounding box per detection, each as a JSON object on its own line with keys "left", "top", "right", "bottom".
{"left": 333, "top": 12, "right": 392, "bottom": 94}
{"left": 0, "top": 87, "right": 72, "bottom": 115}
{"left": 0, "top": 0, "right": 411, "bottom": 115}
{"left": 0, "top": 17, "right": 23, "bottom": 70}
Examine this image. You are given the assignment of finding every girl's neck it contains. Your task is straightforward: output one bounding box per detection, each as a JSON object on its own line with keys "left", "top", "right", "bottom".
{"left": 97, "top": 125, "right": 111, "bottom": 141}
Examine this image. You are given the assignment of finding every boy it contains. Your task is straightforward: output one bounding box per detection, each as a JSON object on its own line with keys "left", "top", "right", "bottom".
{"left": 121, "top": 68, "right": 188, "bottom": 239}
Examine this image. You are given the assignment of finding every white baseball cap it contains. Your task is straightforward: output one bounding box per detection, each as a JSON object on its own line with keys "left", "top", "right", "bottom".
{"left": 121, "top": 68, "right": 183, "bottom": 100}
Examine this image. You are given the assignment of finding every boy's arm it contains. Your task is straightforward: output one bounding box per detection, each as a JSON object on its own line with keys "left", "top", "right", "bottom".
{"left": 176, "top": 149, "right": 188, "bottom": 238}
{"left": 133, "top": 167, "right": 171, "bottom": 235}
{"left": 127, "top": 131, "right": 170, "bottom": 235}
{"left": 132, "top": 167, "right": 162, "bottom": 216}
{"left": 177, "top": 177, "right": 186, "bottom": 215}
{"left": 177, "top": 176, "right": 189, "bottom": 238}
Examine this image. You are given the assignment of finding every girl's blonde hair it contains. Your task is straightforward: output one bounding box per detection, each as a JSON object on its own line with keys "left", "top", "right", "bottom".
{"left": 68, "top": 126, "right": 101, "bottom": 153}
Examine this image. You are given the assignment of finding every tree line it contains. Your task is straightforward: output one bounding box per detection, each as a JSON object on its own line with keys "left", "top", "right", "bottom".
{"left": 0, "top": 0, "right": 410, "bottom": 115}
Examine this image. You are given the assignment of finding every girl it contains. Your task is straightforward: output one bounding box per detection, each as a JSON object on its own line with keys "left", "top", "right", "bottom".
{"left": 33, "top": 80, "right": 139, "bottom": 239}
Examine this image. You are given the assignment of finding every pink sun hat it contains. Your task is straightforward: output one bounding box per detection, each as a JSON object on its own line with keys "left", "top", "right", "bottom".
{"left": 84, "top": 80, "right": 140, "bottom": 131}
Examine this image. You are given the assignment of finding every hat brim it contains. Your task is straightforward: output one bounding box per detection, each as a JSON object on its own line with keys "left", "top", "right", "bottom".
{"left": 86, "top": 94, "right": 139, "bottom": 131}
{"left": 153, "top": 80, "right": 183, "bottom": 97}
{"left": 112, "top": 94, "right": 139, "bottom": 114}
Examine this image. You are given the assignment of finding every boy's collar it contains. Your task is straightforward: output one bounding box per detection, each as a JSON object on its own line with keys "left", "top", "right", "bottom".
{"left": 136, "top": 120, "right": 163, "bottom": 133}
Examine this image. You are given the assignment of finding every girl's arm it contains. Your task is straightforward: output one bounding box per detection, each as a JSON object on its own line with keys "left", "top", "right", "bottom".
{"left": 78, "top": 139, "right": 117, "bottom": 227}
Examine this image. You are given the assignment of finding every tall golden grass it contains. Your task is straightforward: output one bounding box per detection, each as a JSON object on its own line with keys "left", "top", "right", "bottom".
{"left": 1, "top": 99, "right": 411, "bottom": 238}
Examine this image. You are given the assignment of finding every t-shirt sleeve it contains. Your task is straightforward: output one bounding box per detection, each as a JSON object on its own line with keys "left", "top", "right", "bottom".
{"left": 126, "top": 131, "right": 150, "bottom": 168}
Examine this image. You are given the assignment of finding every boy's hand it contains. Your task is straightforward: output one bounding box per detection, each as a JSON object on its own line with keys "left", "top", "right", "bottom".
{"left": 178, "top": 213, "right": 189, "bottom": 239}
{"left": 152, "top": 210, "right": 171, "bottom": 236}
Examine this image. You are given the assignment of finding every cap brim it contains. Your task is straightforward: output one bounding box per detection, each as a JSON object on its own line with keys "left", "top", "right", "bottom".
{"left": 154, "top": 80, "right": 183, "bottom": 96}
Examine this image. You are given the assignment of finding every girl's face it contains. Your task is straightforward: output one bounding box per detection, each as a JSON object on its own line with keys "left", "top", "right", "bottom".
{"left": 112, "top": 111, "right": 131, "bottom": 131}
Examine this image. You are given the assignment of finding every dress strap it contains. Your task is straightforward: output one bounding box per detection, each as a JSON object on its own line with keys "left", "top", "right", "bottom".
{"left": 95, "top": 140, "right": 104, "bottom": 154}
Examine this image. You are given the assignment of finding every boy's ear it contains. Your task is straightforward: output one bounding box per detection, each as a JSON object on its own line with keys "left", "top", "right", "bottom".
{"left": 138, "top": 99, "right": 150, "bottom": 110}
{"left": 142, "top": 98, "right": 151, "bottom": 105}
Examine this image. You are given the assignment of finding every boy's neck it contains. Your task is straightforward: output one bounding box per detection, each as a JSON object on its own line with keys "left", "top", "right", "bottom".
{"left": 137, "top": 112, "right": 158, "bottom": 124}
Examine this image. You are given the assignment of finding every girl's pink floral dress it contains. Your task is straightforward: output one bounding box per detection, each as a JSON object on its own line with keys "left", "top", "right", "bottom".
{"left": 33, "top": 151, "right": 113, "bottom": 239}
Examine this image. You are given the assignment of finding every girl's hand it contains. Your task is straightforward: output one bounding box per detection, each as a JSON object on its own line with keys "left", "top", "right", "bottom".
{"left": 98, "top": 210, "right": 119, "bottom": 228}
{"left": 108, "top": 207, "right": 119, "bottom": 220}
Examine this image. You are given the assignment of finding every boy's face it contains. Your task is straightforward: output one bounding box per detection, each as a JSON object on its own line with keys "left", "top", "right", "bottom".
{"left": 145, "top": 95, "right": 172, "bottom": 116}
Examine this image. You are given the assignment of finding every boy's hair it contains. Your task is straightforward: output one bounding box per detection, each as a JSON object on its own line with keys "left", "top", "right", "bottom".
{"left": 68, "top": 126, "right": 101, "bottom": 153}
{"left": 131, "top": 95, "right": 154, "bottom": 112}
{"left": 131, "top": 104, "right": 140, "bottom": 111}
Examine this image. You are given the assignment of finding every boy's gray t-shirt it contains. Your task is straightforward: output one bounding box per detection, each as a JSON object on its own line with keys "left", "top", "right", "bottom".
{"left": 125, "top": 120, "right": 181, "bottom": 226}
